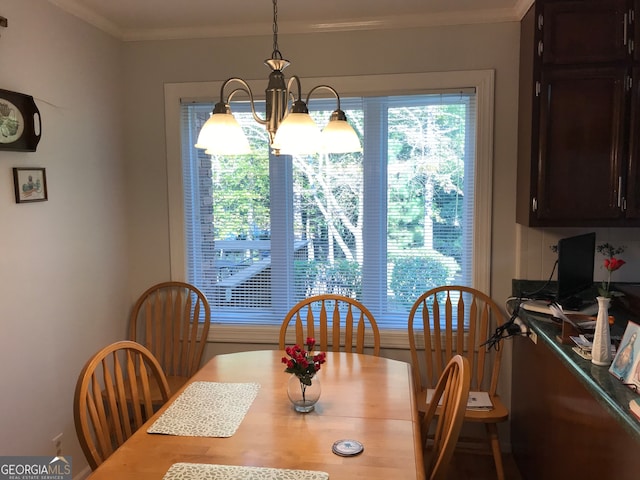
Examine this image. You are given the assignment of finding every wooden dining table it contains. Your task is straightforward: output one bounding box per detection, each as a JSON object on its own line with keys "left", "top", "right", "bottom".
{"left": 87, "top": 349, "right": 425, "bottom": 480}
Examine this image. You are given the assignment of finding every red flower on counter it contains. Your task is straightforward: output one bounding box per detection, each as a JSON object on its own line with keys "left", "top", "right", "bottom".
{"left": 597, "top": 243, "right": 626, "bottom": 298}
{"left": 604, "top": 257, "right": 626, "bottom": 272}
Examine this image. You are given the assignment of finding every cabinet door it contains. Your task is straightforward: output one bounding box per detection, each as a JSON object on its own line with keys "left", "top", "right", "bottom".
{"left": 511, "top": 335, "right": 640, "bottom": 480}
{"left": 635, "top": 0, "right": 640, "bottom": 63}
{"left": 542, "top": 0, "right": 629, "bottom": 64}
{"left": 627, "top": 67, "right": 640, "bottom": 218}
{"left": 535, "top": 66, "right": 627, "bottom": 223}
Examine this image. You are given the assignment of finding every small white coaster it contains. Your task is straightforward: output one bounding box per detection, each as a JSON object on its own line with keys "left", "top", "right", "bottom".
{"left": 332, "top": 439, "right": 364, "bottom": 457}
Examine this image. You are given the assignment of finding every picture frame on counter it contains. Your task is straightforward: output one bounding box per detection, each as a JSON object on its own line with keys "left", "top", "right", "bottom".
{"left": 609, "top": 320, "right": 640, "bottom": 390}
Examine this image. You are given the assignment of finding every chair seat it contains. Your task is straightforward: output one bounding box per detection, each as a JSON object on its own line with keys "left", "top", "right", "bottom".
{"left": 417, "top": 388, "right": 509, "bottom": 423}
{"left": 165, "top": 375, "right": 189, "bottom": 396}
{"left": 103, "top": 374, "right": 183, "bottom": 409}
{"left": 147, "top": 374, "right": 188, "bottom": 404}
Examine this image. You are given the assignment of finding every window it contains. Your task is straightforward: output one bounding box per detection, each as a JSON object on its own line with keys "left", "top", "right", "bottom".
{"left": 166, "top": 71, "right": 494, "bottom": 345}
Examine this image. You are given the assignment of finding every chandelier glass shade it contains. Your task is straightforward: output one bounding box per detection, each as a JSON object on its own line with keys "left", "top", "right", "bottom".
{"left": 272, "top": 112, "right": 322, "bottom": 155}
{"left": 195, "top": 111, "right": 251, "bottom": 156}
{"left": 194, "top": 0, "right": 361, "bottom": 156}
{"left": 320, "top": 108, "right": 363, "bottom": 154}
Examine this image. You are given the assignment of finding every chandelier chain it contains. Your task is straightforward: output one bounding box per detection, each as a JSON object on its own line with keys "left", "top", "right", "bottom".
{"left": 271, "top": 0, "right": 282, "bottom": 60}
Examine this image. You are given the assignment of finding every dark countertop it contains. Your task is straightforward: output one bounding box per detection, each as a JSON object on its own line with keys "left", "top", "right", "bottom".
{"left": 509, "top": 299, "right": 640, "bottom": 442}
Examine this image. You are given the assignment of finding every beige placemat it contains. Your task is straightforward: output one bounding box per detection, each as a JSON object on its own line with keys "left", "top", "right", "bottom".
{"left": 147, "top": 381, "right": 260, "bottom": 437}
{"left": 163, "top": 463, "right": 329, "bottom": 480}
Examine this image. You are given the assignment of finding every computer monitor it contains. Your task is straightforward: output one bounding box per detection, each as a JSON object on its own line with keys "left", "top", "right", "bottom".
{"left": 556, "top": 232, "right": 596, "bottom": 304}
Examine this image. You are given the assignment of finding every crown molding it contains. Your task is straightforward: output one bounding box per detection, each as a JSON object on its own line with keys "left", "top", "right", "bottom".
{"left": 49, "top": 0, "right": 535, "bottom": 42}
{"left": 513, "top": 0, "right": 535, "bottom": 19}
{"left": 48, "top": 0, "right": 123, "bottom": 38}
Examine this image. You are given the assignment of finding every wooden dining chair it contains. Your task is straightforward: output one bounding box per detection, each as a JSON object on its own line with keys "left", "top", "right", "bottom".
{"left": 279, "top": 294, "right": 381, "bottom": 355}
{"left": 422, "top": 355, "right": 471, "bottom": 480}
{"left": 73, "top": 340, "right": 171, "bottom": 470}
{"left": 129, "top": 281, "right": 210, "bottom": 395}
{"left": 408, "top": 285, "right": 509, "bottom": 480}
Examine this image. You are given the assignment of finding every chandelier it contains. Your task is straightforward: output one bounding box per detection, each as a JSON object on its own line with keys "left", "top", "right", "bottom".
{"left": 195, "top": 0, "right": 361, "bottom": 156}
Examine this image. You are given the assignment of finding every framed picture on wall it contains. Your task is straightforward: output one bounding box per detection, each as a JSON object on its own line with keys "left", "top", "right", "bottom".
{"left": 13, "top": 167, "right": 48, "bottom": 203}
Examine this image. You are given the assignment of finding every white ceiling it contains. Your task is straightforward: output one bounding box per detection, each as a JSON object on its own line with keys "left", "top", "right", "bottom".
{"left": 47, "top": 0, "right": 534, "bottom": 41}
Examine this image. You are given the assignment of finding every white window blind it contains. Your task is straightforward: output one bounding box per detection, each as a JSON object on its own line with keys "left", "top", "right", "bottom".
{"left": 180, "top": 90, "right": 477, "bottom": 329}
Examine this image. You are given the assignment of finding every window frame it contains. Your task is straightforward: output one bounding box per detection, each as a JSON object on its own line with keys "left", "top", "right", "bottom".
{"left": 164, "top": 70, "right": 495, "bottom": 348}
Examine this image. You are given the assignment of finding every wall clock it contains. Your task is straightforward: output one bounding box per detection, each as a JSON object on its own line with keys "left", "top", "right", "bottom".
{"left": 0, "top": 88, "right": 41, "bottom": 151}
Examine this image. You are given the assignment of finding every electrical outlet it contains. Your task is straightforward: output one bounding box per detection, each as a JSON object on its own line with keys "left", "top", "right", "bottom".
{"left": 529, "top": 330, "right": 538, "bottom": 345}
{"left": 52, "top": 433, "right": 63, "bottom": 456}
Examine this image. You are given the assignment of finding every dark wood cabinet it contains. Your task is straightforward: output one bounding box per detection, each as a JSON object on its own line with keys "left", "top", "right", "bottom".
{"left": 517, "top": 0, "right": 640, "bottom": 226}
{"left": 537, "top": 66, "right": 627, "bottom": 222}
{"left": 627, "top": 65, "right": 640, "bottom": 218}
{"left": 541, "top": 0, "right": 628, "bottom": 64}
{"left": 511, "top": 333, "right": 640, "bottom": 480}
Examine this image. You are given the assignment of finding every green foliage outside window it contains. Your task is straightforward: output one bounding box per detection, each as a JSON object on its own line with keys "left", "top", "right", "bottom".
{"left": 322, "top": 260, "right": 362, "bottom": 298}
{"left": 389, "top": 255, "right": 451, "bottom": 309}
{"left": 293, "top": 260, "right": 320, "bottom": 300}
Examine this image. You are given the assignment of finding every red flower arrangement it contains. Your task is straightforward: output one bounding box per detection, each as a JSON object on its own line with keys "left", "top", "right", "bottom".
{"left": 596, "top": 243, "right": 626, "bottom": 298}
{"left": 281, "top": 337, "right": 327, "bottom": 386}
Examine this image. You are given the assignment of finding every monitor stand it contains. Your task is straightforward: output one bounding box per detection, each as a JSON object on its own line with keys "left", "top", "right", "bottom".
{"left": 559, "top": 295, "right": 592, "bottom": 311}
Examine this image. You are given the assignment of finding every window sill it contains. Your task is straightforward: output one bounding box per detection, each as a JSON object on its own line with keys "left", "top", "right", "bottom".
{"left": 206, "top": 323, "right": 410, "bottom": 350}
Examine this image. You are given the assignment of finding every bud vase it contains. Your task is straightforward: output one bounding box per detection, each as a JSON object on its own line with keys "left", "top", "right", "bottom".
{"left": 591, "top": 296, "right": 612, "bottom": 366}
{"left": 287, "top": 374, "right": 321, "bottom": 413}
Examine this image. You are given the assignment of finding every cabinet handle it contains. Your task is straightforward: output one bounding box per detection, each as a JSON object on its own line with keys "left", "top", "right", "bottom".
{"left": 632, "top": 10, "right": 636, "bottom": 54}
{"left": 532, "top": 197, "right": 538, "bottom": 212}
{"left": 537, "top": 14, "right": 543, "bottom": 30}
{"left": 618, "top": 177, "right": 623, "bottom": 207}
{"left": 624, "top": 13, "right": 629, "bottom": 46}
{"left": 535, "top": 81, "right": 541, "bottom": 97}
{"left": 537, "top": 40, "right": 543, "bottom": 57}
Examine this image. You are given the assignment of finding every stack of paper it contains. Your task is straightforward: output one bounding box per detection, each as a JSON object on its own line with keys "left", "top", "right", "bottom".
{"left": 570, "top": 334, "right": 616, "bottom": 360}
{"left": 466, "top": 391, "right": 494, "bottom": 411}
{"left": 570, "top": 334, "right": 593, "bottom": 360}
{"left": 426, "top": 389, "right": 493, "bottom": 411}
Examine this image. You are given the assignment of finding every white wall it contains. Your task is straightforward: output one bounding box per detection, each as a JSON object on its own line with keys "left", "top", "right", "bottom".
{"left": 0, "top": 0, "right": 128, "bottom": 469}
{"left": 516, "top": 225, "right": 640, "bottom": 284}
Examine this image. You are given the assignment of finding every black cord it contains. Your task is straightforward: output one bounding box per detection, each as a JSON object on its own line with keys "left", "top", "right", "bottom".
{"left": 518, "top": 259, "right": 558, "bottom": 299}
{"left": 483, "top": 259, "right": 560, "bottom": 351}
{"left": 482, "top": 298, "right": 528, "bottom": 351}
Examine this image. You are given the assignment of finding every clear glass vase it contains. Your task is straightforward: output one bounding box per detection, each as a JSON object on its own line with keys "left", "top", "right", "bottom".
{"left": 287, "top": 374, "right": 321, "bottom": 413}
